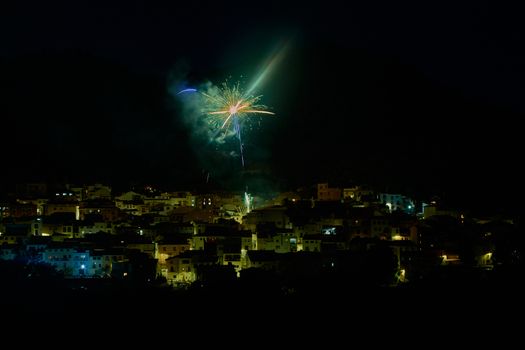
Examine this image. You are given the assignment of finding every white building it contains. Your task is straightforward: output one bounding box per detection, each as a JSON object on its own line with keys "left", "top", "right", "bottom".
{"left": 42, "top": 246, "right": 93, "bottom": 278}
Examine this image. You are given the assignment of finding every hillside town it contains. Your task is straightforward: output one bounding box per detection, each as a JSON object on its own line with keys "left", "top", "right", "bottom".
{"left": 2, "top": 181, "right": 518, "bottom": 290}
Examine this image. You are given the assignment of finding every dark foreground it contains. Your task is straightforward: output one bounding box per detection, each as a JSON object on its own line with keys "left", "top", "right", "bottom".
{"left": 1, "top": 267, "right": 524, "bottom": 344}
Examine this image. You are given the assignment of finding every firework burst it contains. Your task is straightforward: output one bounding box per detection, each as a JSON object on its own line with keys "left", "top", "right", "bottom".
{"left": 201, "top": 81, "right": 274, "bottom": 166}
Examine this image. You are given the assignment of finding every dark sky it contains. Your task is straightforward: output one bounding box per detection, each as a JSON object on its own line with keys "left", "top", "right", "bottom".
{"left": 1, "top": 1, "right": 523, "bottom": 210}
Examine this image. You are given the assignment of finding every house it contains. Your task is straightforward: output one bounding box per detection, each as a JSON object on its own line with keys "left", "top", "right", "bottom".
{"left": 300, "top": 235, "right": 322, "bottom": 252}
{"left": 245, "top": 250, "right": 278, "bottom": 270}
{"left": 125, "top": 237, "right": 156, "bottom": 258}
{"left": 90, "top": 248, "right": 127, "bottom": 277}
{"left": 44, "top": 199, "right": 79, "bottom": 218}
{"left": 254, "top": 228, "right": 297, "bottom": 253}
{"left": 85, "top": 184, "right": 112, "bottom": 200}
{"left": 79, "top": 220, "right": 115, "bottom": 236}
{"left": 165, "top": 251, "right": 217, "bottom": 284}
{"left": 157, "top": 238, "right": 191, "bottom": 264}
{"left": 243, "top": 206, "right": 292, "bottom": 231}
{"left": 342, "top": 185, "right": 375, "bottom": 202}
{"left": 317, "top": 183, "right": 342, "bottom": 202}
{"left": 0, "top": 244, "right": 18, "bottom": 260}
{"left": 79, "top": 200, "right": 120, "bottom": 222}
{"left": 378, "top": 193, "right": 415, "bottom": 214}
{"left": 42, "top": 244, "right": 93, "bottom": 278}
{"left": 3, "top": 202, "right": 37, "bottom": 218}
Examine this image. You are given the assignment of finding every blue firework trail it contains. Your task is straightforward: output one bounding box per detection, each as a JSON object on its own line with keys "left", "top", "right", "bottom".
{"left": 177, "top": 88, "right": 197, "bottom": 94}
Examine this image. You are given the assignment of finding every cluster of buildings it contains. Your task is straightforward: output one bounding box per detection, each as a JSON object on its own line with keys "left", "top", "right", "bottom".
{"left": 0, "top": 181, "right": 509, "bottom": 286}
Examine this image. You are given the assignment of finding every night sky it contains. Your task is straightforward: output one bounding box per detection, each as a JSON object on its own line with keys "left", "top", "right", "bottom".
{"left": 1, "top": 1, "right": 523, "bottom": 211}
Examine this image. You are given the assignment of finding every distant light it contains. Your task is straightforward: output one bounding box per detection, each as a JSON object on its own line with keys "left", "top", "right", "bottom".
{"left": 63, "top": 193, "right": 67, "bottom": 196}
{"left": 80, "top": 264, "right": 85, "bottom": 269}
{"left": 323, "top": 227, "right": 336, "bottom": 235}
{"left": 331, "top": 262, "right": 334, "bottom": 267}
{"left": 407, "top": 205, "right": 412, "bottom": 209}
{"left": 56, "top": 193, "right": 59, "bottom": 196}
